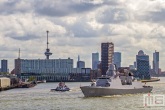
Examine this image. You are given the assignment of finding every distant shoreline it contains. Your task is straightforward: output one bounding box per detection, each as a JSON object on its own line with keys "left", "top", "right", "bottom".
{"left": 141, "top": 77, "right": 160, "bottom": 83}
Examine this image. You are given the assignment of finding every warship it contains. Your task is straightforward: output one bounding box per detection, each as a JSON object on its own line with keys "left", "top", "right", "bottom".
{"left": 80, "top": 64, "right": 153, "bottom": 97}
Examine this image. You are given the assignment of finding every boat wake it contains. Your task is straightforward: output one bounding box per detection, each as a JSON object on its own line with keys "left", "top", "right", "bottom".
{"left": 69, "top": 88, "right": 81, "bottom": 92}
{"left": 103, "top": 95, "right": 122, "bottom": 98}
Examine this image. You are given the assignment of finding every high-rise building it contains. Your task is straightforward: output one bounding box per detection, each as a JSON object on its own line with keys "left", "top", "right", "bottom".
{"left": 136, "top": 50, "right": 150, "bottom": 79}
{"left": 134, "top": 61, "right": 137, "bottom": 69}
{"left": 101, "top": 42, "right": 114, "bottom": 75}
{"left": 92, "top": 52, "right": 99, "bottom": 70}
{"left": 153, "top": 50, "right": 159, "bottom": 74}
{"left": 1, "top": 59, "right": 8, "bottom": 72}
{"left": 77, "top": 61, "right": 85, "bottom": 68}
{"left": 14, "top": 48, "right": 21, "bottom": 76}
{"left": 77, "top": 55, "right": 85, "bottom": 68}
{"left": 114, "top": 52, "right": 121, "bottom": 69}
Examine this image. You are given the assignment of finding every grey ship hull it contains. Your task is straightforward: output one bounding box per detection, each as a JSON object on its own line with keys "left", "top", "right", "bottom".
{"left": 80, "top": 86, "right": 153, "bottom": 97}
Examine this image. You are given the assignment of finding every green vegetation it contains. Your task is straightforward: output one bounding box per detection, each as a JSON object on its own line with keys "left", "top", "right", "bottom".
{"left": 28, "top": 76, "right": 36, "bottom": 82}
{"left": 0, "top": 72, "right": 10, "bottom": 75}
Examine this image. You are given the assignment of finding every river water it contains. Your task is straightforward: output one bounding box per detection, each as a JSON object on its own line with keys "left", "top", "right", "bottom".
{"left": 0, "top": 77, "right": 165, "bottom": 110}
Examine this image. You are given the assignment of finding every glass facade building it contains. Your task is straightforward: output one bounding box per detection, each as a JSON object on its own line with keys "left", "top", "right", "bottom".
{"left": 1, "top": 59, "right": 8, "bottom": 72}
{"left": 77, "top": 61, "right": 85, "bottom": 68}
{"left": 15, "top": 58, "right": 75, "bottom": 74}
{"left": 14, "top": 58, "right": 86, "bottom": 81}
{"left": 92, "top": 52, "right": 99, "bottom": 70}
{"left": 153, "top": 51, "right": 159, "bottom": 74}
{"left": 114, "top": 52, "right": 121, "bottom": 69}
{"left": 136, "top": 50, "right": 150, "bottom": 79}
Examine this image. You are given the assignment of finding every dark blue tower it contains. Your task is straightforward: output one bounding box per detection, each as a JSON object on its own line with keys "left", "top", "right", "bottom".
{"left": 44, "top": 31, "right": 52, "bottom": 59}
{"left": 136, "top": 50, "right": 150, "bottom": 79}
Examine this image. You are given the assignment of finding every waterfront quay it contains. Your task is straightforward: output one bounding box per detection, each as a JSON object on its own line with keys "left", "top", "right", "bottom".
{"left": 0, "top": 76, "right": 37, "bottom": 92}
{"left": 0, "top": 85, "right": 17, "bottom": 91}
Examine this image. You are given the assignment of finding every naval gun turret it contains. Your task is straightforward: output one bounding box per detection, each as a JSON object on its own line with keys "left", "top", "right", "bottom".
{"left": 120, "top": 69, "right": 133, "bottom": 85}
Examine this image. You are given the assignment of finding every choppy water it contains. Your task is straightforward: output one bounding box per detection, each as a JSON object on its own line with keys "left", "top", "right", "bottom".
{"left": 1, "top": 77, "right": 165, "bottom": 110}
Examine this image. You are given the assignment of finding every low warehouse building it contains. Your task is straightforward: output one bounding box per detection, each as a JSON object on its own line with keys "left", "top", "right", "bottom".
{"left": 0, "top": 77, "right": 11, "bottom": 88}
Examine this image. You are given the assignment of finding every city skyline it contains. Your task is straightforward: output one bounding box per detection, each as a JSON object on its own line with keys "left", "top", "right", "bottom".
{"left": 0, "top": 47, "right": 163, "bottom": 73}
{"left": 0, "top": 0, "right": 165, "bottom": 71}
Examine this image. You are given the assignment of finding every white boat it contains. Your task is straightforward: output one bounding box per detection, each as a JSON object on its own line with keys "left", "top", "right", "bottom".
{"left": 37, "top": 79, "right": 46, "bottom": 84}
{"left": 42, "top": 79, "right": 46, "bottom": 83}
{"left": 80, "top": 64, "right": 153, "bottom": 97}
{"left": 51, "top": 82, "right": 70, "bottom": 92}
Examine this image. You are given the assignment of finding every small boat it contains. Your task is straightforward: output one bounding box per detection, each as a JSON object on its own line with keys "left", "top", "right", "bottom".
{"left": 51, "top": 82, "right": 70, "bottom": 92}
{"left": 42, "top": 79, "right": 46, "bottom": 83}
{"left": 37, "top": 79, "right": 46, "bottom": 84}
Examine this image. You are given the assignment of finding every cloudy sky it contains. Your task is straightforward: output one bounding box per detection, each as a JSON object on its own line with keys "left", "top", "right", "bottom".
{"left": 0, "top": 0, "right": 165, "bottom": 71}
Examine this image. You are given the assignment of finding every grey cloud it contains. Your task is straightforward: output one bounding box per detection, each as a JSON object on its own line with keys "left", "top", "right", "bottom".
{"left": 100, "top": 25, "right": 119, "bottom": 36}
{"left": 150, "top": 34, "right": 165, "bottom": 39}
{"left": 70, "top": 21, "right": 100, "bottom": 37}
{"left": 0, "top": 0, "right": 121, "bottom": 16}
{"left": 135, "top": 8, "right": 165, "bottom": 24}
{"left": 34, "top": 0, "right": 103, "bottom": 17}
{"left": 33, "top": 0, "right": 122, "bottom": 17}
{"left": 11, "top": 35, "right": 38, "bottom": 41}
{"left": 6, "top": 32, "right": 39, "bottom": 41}
{"left": 0, "top": 0, "right": 32, "bottom": 14}
{"left": 0, "top": 45, "right": 16, "bottom": 51}
{"left": 96, "top": 8, "right": 128, "bottom": 24}
{"left": 148, "top": 9, "right": 165, "bottom": 22}
{"left": 51, "top": 20, "right": 119, "bottom": 38}
{"left": 49, "top": 17, "right": 102, "bottom": 38}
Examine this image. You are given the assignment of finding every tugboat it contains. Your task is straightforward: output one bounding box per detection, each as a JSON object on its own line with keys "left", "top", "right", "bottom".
{"left": 51, "top": 82, "right": 70, "bottom": 92}
{"left": 80, "top": 64, "right": 153, "bottom": 97}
